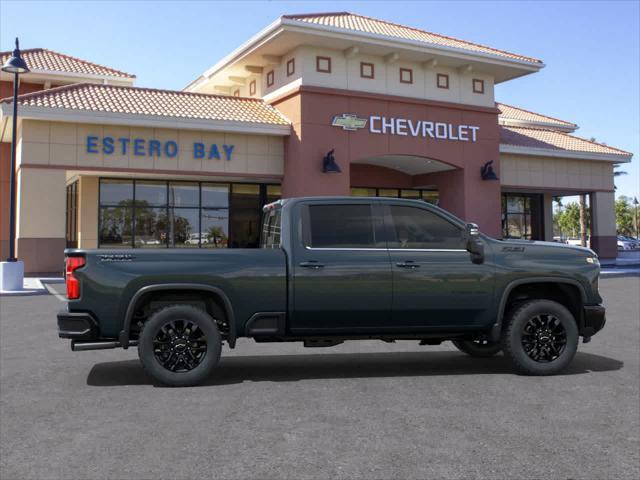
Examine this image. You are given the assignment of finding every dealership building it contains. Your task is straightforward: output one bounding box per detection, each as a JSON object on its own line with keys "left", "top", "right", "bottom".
{"left": 0, "top": 12, "right": 632, "bottom": 272}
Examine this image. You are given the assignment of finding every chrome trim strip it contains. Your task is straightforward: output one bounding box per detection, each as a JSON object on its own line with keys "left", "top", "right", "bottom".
{"left": 304, "top": 246, "right": 467, "bottom": 252}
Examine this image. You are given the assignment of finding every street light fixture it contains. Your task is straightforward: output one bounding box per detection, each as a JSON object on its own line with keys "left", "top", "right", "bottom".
{"left": 634, "top": 197, "right": 639, "bottom": 241}
{"left": 0, "top": 38, "right": 29, "bottom": 291}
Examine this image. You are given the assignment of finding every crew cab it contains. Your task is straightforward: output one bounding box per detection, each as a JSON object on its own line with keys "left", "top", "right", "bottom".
{"left": 58, "top": 197, "right": 606, "bottom": 386}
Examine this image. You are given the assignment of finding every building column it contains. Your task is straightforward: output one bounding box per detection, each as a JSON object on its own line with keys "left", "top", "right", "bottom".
{"left": 78, "top": 176, "right": 99, "bottom": 249}
{"left": 16, "top": 167, "right": 67, "bottom": 273}
{"left": 421, "top": 168, "right": 501, "bottom": 238}
{"left": 590, "top": 191, "right": 617, "bottom": 260}
{"left": 543, "top": 194, "right": 554, "bottom": 242}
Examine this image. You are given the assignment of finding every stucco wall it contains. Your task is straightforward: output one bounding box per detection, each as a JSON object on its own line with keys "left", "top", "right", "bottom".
{"left": 500, "top": 154, "right": 615, "bottom": 191}
{"left": 18, "top": 120, "right": 285, "bottom": 177}
{"left": 262, "top": 46, "right": 495, "bottom": 107}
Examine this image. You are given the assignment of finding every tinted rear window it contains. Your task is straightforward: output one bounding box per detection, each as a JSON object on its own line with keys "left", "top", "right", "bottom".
{"left": 306, "top": 205, "right": 376, "bottom": 248}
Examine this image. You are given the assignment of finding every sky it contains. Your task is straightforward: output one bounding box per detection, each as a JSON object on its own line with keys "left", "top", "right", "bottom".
{"left": 1, "top": 0, "right": 638, "bottom": 201}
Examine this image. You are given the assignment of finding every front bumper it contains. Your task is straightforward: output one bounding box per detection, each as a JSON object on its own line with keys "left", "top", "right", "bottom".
{"left": 57, "top": 310, "right": 98, "bottom": 340}
{"left": 582, "top": 305, "right": 606, "bottom": 339}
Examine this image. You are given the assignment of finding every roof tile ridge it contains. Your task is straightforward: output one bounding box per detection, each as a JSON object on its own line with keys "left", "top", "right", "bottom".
{"left": 497, "top": 102, "right": 576, "bottom": 126}
{"left": 39, "top": 48, "right": 136, "bottom": 78}
{"left": 92, "top": 83, "right": 272, "bottom": 103}
{"left": 344, "top": 12, "right": 542, "bottom": 64}
{"left": 282, "top": 11, "right": 350, "bottom": 20}
{"left": 0, "top": 82, "right": 88, "bottom": 103}
{"left": 0, "top": 47, "right": 45, "bottom": 57}
{"left": 553, "top": 128, "right": 633, "bottom": 155}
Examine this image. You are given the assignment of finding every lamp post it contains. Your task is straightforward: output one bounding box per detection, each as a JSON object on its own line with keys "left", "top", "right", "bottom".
{"left": 0, "top": 38, "right": 29, "bottom": 291}
{"left": 634, "top": 197, "right": 639, "bottom": 241}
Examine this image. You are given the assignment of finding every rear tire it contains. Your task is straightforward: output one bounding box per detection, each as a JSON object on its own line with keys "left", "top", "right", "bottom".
{"left": 138, "top": 304, "right": 222, "bottom": 387}
{"left": 501, "top": 299, "right": 578, "bottom": 376}
{"left": 452, "top": 339, "right": 502, "bottom": 357}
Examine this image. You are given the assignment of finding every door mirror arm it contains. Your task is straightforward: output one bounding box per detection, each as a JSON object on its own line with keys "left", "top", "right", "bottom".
{"left": 465, "top": 223, "right": 485, "bottom": 264}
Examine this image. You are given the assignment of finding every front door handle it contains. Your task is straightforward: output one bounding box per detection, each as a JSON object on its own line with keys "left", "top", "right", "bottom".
{"left": 299, "top": 261, "right": 324, "bottom": 269}
{"left": 396, "top": 261, "right": 420, "bottom": 269}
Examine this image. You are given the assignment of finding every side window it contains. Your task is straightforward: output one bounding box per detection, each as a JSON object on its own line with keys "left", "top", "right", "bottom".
{"left": 389, "top": 206, "right": 465, "bottom": 249}
{"left": 261, "top": 208, "right": 281, "bottom": 248}
{"left": 306, "top": 204, "right": 376, "bottom": 248}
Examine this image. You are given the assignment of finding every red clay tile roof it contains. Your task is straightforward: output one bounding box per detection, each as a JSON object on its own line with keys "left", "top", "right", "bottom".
{"left": 0, "top": 48, "right": 135, "bottom": 79}
{"left": 283, "top": 12, "right": 542, "bottom": 65}
{"left": 500, "top": 125, "right": 631, "bottom": 157}
{"left": 1, "top": 83, "right": 290, "bottom": 125}
{"left": 497, "top": 103, "right": 576, "bottom": 129}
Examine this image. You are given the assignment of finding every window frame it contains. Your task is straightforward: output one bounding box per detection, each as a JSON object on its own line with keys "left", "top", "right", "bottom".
{"left": 472, "top": 78, "right": 485, "bottom": 94}
{"left": 316, "top": 56, "right": 331, "bottom": 73}
{"left": 286, "top": 58, "right": 295, "bottom": 77}
{"left": 437, "top": 73, "right": 449, "bottom": 89}
{"left": 249, "top": 80, "right": 256, "bottom": 96}
{"left": 399, "top": 67, "right": 413, "bottom": 84}
{"left": 360, "top": 62, "right": 375, "bottom": 79}
{"left": 266, "top": 70, "right": 274, "bottom": 87}
{"left": 97, "top": 178, "right": 281, "bottom": 249}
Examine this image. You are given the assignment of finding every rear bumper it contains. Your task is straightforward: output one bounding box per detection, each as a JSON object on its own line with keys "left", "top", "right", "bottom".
{"left": 582, "top": 305, "right": 606, "bottom": 338}
{"left": 57, "top": 310, "right": 98, "bottom": 340}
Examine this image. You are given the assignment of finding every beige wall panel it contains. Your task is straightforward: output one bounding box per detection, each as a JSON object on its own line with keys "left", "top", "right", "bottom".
{"left": 78, "top": 176, "right": 98, "bottom": 249}
{"left": 17, "top": 168, "right": 66, "bottom": 238}
{"left": 20, "top": 141, "right": 50, "bottom": 165}
{"left": 50, "top": 143, "right": 78, "bottom": 166}
{"left": 50, "top": 122, "right": 77, "bottom": 145}
{"left": 22, "top": 120, "right": 50, "bottom": 143}
{"left": 152, "top": 128, "right": 180, "bottom": 171}
{"left": 347, "top": 54, "right": 386, "bottom": 94}
{"left": 500, "top": 154, "right": 616, "bottom": 191}
{"left": 386, "top": 62, "right": 424, "bottom": 99}
{"left": 177, "top": 130, "right": 203, "bottom": 172}
{"left": 76, "top": 124, "right": 104, "bottom": 168}
{"left": 268, "top": 137, "right": 284, "bottom": 156}
{"left": 247, "top": 135, "right": 269, "bottom": 155}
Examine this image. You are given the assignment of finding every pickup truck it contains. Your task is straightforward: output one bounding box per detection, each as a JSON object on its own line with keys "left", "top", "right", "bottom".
{"left": 58, "top": 196, "right": 606, "bottom": 386}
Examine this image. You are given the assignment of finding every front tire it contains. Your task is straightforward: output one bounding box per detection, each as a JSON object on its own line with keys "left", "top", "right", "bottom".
{"left": 501, "top": 299, "right": 578, "bottom": 375}
{"left": 452, "top": 338, "right": 502, "bottom": 357}
{"left": 138, "top": 305, "right": 222, "bottom": 387}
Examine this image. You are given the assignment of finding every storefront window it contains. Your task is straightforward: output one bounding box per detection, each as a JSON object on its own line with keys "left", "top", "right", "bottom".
{"left": 98, "top": 179, "right": 279, "bottom": 249}
{"left": 351, "top": 187, "right": 439, "bottom": 205}
{"left": 501, "top": 193, "right": 542, "bottom": 240}
{"left": 230, "top": 184, "right": 261, "bottom": 248}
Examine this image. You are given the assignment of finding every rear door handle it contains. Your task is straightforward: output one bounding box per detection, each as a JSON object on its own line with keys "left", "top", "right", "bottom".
{"left": 396, "top": 261, "right": 420, "bottom": 269}
{"left": 299, "top": 261, "right": 324, "bottom": 269}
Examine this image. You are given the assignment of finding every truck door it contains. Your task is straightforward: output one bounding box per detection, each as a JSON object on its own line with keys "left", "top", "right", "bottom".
{"left": 290, "top": 202, "right": 393, "bottom": 334}
{"left": 385, "top": 204, "right": 494, "bottom": 328}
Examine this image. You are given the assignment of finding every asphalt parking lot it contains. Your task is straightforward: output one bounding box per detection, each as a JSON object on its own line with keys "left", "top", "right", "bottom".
{"left": 1, "top": 276, "right": 639, "bottom": 480}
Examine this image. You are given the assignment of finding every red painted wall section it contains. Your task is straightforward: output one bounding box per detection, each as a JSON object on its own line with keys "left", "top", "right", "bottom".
{"left": 271, "top": 87, "right": 502, "bottom": 237}
{"left": 0, "top": 80, "right": 44, "bottom": 99}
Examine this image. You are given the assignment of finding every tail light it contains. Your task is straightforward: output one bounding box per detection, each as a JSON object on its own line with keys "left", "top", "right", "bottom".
{"left": 65, "top": 256, "right": 85, "bottom": 300}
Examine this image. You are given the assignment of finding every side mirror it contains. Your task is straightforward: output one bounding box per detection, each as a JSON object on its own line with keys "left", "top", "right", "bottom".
{"left": 465, "top": 223, "right": 484, "bottom": 264}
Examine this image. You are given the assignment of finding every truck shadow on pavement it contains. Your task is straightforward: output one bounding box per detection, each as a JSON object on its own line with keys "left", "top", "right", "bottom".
{"left": 86, "top": 351, "right": 624, "bottom": 387}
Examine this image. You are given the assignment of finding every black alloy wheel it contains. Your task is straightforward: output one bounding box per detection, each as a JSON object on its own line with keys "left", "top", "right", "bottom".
{"left": 521, "top": 313, "right": 567, "bottom": 363}
{"left": 501, "top": 299, "right": 578, "bottom": 376}
{"left": 153, "top": 319, "right": 208, "bottom": 373}
{"left": 138, "top": 304, "right": 222, "bottom": 387}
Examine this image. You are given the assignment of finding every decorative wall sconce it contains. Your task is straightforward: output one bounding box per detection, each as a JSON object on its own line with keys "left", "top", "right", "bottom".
{"left": 322, "top": 149, "right": 341, "bottom": 173}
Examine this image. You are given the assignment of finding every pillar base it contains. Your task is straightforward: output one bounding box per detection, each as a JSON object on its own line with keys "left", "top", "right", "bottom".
{"left": 0, "top": 260, "right": 24, "bottom": 292}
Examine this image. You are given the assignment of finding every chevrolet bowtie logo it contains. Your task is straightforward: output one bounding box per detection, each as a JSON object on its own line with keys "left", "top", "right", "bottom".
{"left": 331, "top": 114, "right": 367, "bottom": 131}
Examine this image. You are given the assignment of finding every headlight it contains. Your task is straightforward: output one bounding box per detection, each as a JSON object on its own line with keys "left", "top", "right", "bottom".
{"left": 586, "top": 256, "right": 599, "bottom": 265}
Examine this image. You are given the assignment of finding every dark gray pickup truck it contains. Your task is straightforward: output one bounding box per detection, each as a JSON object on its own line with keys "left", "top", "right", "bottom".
{"left": 58, "top": 197, "right": 605, "bottom": 386}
